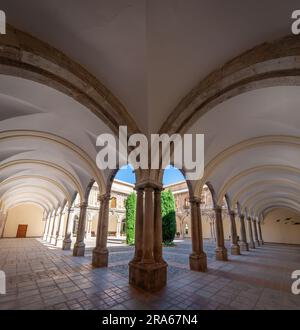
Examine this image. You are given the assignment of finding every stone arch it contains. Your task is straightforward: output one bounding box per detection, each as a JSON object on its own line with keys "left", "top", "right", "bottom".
{"left": 0, "top": 130, "right": 106, "bottom": 194}
{"left": 160, "top": 35, "right": 300, "bottom": 135}
{"left": 0, "top": 25, "right": 139, "bottom": 135}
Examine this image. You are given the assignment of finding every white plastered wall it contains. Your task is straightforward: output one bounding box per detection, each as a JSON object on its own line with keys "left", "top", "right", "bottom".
{"left": 3, "top": 204, "right": 44, "bottom": 238}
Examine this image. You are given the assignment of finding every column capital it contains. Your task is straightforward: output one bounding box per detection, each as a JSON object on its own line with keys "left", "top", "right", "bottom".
{"left": 189, "top": 197, "right": 201, "bottom": 205}
{"left": 98, "top": 193, "right": 111, "bottom": 203}
{"left": 229, "top": 210, "right": 236, "bottom": 217}
{"left": 135, "top": 180, "right": 163, "bottom": 191}
{"left": 79, "top": 202, "right": 88, "bottom": 208}
{"left": 214, "top": 206, "right": 222, "bottom": 213}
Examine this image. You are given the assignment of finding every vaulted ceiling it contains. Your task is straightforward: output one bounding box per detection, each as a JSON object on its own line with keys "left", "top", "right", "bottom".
{"left": 1, "top": 0, "right": 300, "bottom": 218}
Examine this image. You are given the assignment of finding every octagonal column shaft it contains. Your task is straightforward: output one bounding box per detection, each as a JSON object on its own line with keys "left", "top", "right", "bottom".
{"left": 73, "top": 202, "right": 88, "bottom": 256}
{"left": 189, "top": 198, "right": 207, "bottom": 271}
{"left": 55, "top": 211, "right": 64, "bottom": 246}
{"left": 247, "top": 217, "right": 255, "bottom": 249}
{"left": 214, "top": 206, "right": 228, "bottom": 261}
{"left": 258, "top": 221, "right": 264, "bottom": 245}
{"left": 154, "top": 188, "right": 163, "bottom": 262}
{"left": 43, "top": 214, "right": 50, "bottom": 241}
{"left": 62, "top": 207, "right": 73, "bottom": 250}
{"left": 238, "top": 214, "right": 249, "bottom": 251}
{"left": 253, "top": 219, "right": 260, "bottom": 246}
{"left": 229, "top": 211, "right": 240, "bottom": 255}
{"left": 92, "top": 193, "right": 110, "bottom": 267}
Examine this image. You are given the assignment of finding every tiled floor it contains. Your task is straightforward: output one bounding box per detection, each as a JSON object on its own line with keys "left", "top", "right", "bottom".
{"left": 0, "top": 238, "right": 299, "bottom": 310}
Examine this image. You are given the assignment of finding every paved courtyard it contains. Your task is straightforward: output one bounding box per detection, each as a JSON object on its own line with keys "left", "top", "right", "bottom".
{"left": 0, "top": 238, "right": 299, "bottom": 310}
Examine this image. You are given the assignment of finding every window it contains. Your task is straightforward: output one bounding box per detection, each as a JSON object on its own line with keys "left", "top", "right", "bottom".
{"left": 111, "top": 197, "right": 117, "bottom": 209}
{"left": 184, "top": 198, "right": 189, "bottom": 209}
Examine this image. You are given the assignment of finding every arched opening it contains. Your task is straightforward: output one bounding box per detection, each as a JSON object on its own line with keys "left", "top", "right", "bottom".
{"left": 163, "top": 165, "right": 189, "bottom": 242}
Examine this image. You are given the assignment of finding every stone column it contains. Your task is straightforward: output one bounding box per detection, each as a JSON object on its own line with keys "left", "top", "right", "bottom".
{"left": 73, "top": 202, "right": 88, "bottom": 256}
{"left": 258, "top": 221, "right": 264, "bottom": 245}
{"left": 129, "top": 181, "right": 167, "bottom": 292}
{"left": 189, "top": 198, "right": 207, "bottom": 271}
{"left": 238, "top": 214, "right": 249, "bottom": 251}
{"left": 253, "top": 219, "right": 260, "bottom": 246}
{"left": 229, "top": 211, "right": 240, "bottom": 255}
{"left": 214, "top": 206, "right": 228, "bottom": 261}
{"left": 92, "top": 194, "right": 110, "bottom": 267}
{"left": 154, "top": 188, "right": 163, "bottom": 263}
{"left": 62, "top": 207, "right": 73, "bottom": 250}
{"left": 85, "top": 219, "right": 92, "bottom": 239}
{"left": 131, "top": 188, "right": 143, "bottom": 262}
{"left": 46, "top": 213, "right": 54, "bottom": 242}
{"left": 142, "top": 186, "right": 155, "bottom": 263}
{"left": 49, "top": 212, "right": 58, "bottom": 243}
{"left": 43, "top": 213, "right": 50, "bottom": 241}
{"left": 54, "top": 211, "right": 64, "bottom": 246}
{"left": 247, "top": 217, "right": 255, "bottom": 249}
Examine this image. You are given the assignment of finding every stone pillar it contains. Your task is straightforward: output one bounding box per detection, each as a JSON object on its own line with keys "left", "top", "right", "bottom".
{"left": 253, "top": 219, "right": 260, "bottom": 246}
{"left": 129, "top": 182, "right": 167, "bottom": 292}
{"left": 247, "top": 217, "right": 255, "bottom": 249}
{"left": 238, "top": 214, "right": 249, "bottom": 251}
{"left": 189, "top": 198, "right": 207, "bottom": 272}
{"left": 46, "top": 213, "right": 54, "bottom": 242}
{"left": 153, "top": 188, "right": 163, "bottom": 262}
{"left": 62, "top": 207, "right": 73, "bottom": 250}
{"left": 142, "top": 186, "right": 155, "bottom": 263}
{"left": 92, "top": 194, "right": 110, "bottom": 267}
{"left": 214, "top": 206, "right": 228, "bottom": 261}
{"left": 43, "top": 214, "right": 50, "bottom": 241}
{"left": 85, "top": 219, "right": 92, "bottom": 239}
{"left": 49, "top": 212, "right": 58, "bottom": 243}
{"left": 229, "top": 211, "right": 240, "bottom": 255}
{"left": 258, "top": 221, "right": 264, "bottom": 245}
{"left": 54, "top": 211, "right": 64, "bottom": 245}
{"left": 116, "top": 218, "right": 121, "bottom": 238}
{"left": 132, "top": 188, "right": 143, "bottom": 262}
{"left": 73, "top": 202, "right": 88, "bottom": 256}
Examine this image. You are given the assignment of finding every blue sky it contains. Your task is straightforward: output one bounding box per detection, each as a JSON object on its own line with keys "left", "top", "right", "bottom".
{"left": 115, "top": 165, "right": 185, "bottom": 185}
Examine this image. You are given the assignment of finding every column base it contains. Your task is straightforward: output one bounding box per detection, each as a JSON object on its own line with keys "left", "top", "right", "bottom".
{"left": 239, "top": 241, "right": 249, "bottom": 251}
{"left": 129, "top": 261, "right": 168, "bottom": 292}
{"left": 215, "top": 247, "right": 228, "bottom": 261}
{"left": 259, "top": 240, "right": 264, "bottom": 245}
{"left": 189, "top": 252, "right": 207, "bottom": 272}
{"left": 92, "top": 248, "right": 109, "bottom": 268}
{"left": 50, "top": 236, "right": 57, "bottom": 245}
{"left": 230, "top": 244, "right": 241, "bottom": 255}
{"left": 62, "top": 239, "right": 71, "bottom": 250}
{"left": 249, "top": 241, "right": 255, "bottom": 249}
{"left": 255, "top": 240, "right": 260, "bottom": 246}
{"left": 73, "top": 242, "right": 85, "bottom": 256}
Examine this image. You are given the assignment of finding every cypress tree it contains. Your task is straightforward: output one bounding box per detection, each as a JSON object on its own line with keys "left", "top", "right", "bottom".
{"left": 161, "top": 189, "right": 176, "bottom": 244}
{"left": 125, "top": 193, "right": 136, "bottom": 245}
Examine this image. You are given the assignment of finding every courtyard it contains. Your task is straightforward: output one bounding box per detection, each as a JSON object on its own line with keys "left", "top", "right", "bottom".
{"left": 0, "top": 238, "right": 299, "bottom": 310}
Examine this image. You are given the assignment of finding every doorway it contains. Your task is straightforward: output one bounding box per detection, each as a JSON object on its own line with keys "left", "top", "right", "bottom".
{"left": 16, "top": 224, "right": 28, "bottom": 238}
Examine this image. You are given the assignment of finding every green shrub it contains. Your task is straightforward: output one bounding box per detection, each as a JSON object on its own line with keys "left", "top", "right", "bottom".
{"left": 161, "top": 190, "right": 176, "bottom": 243}
{"left": 125, "top": 193, "right": 136, "bottom": 245}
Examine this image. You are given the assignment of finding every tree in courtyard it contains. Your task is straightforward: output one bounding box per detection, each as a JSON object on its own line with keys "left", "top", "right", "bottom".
{"left": 161, "top": 189, "right": 176, "bottom": 244}
{"left": 125, "top": 193, "right": 136, "bottom": 245}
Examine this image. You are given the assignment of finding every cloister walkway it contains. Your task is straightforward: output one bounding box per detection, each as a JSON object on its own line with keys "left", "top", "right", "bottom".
{"left": 0, "top": 239, "right": 299, "bottom": 310}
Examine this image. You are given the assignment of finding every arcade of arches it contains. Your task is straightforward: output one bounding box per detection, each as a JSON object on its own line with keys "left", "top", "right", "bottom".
{"left": 1, "top": 1, "right": 300, "bottom": 310}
